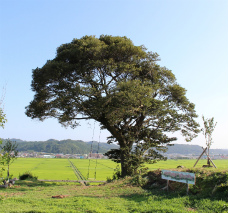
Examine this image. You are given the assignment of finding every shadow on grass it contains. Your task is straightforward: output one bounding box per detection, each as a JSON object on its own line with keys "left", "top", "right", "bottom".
{"left": 0, "top": 180, "right": 82, "bottom": 193}
{"left": 0, "top": 180, "right": 57, "bottom": 192}
{"left": 117, "top": 191, "right": 228, "bottom": 213}
{"left": 118, "top": 187, "right": 228, "bottom": 206}
{"left": 0, "top": 180, "right": 59, "bottom": 192}
{"left": 15, "top": 180, "right": 58, "bottom": 187}
{"left": 9, "top": 211, "right": 44, "bottom": 213}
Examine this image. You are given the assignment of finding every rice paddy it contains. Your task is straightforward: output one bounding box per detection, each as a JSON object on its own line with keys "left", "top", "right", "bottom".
{"left": 3, "top": 158, "right": 228, "bottom": 181}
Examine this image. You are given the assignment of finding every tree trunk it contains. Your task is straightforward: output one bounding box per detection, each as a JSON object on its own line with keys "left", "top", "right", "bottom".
{"left": 207, "top": 148, "right": 211, "bottom": 166}
{"left": 120, "top": 146, "right": 132, "bottom": 177}
{"left": 7, "top": 164, "right": 9, "bottom": 180}
{"left": 120, "top": 155, "right": 128, "bottom": 177}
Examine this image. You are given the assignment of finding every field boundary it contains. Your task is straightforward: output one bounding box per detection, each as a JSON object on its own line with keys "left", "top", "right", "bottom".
{"left": 68, "top": 159, "right": 86, "bottom": 180}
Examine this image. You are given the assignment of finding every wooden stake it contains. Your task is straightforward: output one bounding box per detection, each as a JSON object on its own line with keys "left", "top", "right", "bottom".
{"left": 193, "top": 147, "right": 207, "bottom": 167}
{"left": 204, "top": 153, "right": 217, "bottom": 168}
{"left": 186, "top": 180, "right": 189, "bottom": 195}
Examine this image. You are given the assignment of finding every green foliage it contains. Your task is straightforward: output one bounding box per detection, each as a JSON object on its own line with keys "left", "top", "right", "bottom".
{"left": 129, "top": 174, "right": 149, "bottom": 186}
{"left": 19, "top": 171, "right": 38, "bottom": 180}
{"left": 1, "top": 139, "right": 18, "bottom": 179}
{"left": 0, "top": 108, "right": 7, "bottom": 129}
{"left": 26, "top": 35, "right": 200, "bottom": 177}
{"left": 202, "top": 116, "right": 217, "bottom": 149}
{"left": 107, "top": 164, "right": 121, "bottom": 182}
{"left": 216, "top": 183, "right": 228, "bottom": 196}
{"left": 0, "top": 107, "right": 7, "bottom": 177}
{"left": 0, "top": 148, "right": 5, "bottom": 177}
{"left": 188, "top": 169, "right": 228, "bottom": 198}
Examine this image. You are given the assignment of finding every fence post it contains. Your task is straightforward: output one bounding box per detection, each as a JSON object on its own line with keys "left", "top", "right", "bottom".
{"left": 186, "top": 180, "right": 189, "bottom": 195}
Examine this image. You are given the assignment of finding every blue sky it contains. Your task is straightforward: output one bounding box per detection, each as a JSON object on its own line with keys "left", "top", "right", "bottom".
{"left": 0, "top": 0, "right": 227, "bottom": 149}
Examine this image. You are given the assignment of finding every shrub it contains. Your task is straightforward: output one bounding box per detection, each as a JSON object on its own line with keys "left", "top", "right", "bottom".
{"left": 129, "top": 174, "right": 148, "bottom": 186}
{"left": 106, "top": 165, "right": 121, "bottom": 182}
{"left": 19, "top": 172, "right": 38, "bottom": 180}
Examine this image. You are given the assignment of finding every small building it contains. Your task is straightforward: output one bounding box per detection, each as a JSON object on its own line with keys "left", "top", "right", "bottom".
{"left": 43, "top": 155, "right": 55, "bottom": 158}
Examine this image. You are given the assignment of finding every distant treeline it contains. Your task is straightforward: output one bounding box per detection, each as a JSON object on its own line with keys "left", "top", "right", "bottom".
{"left": 1, "top": 139, "right": 118, "bottom": 155}
{"left": 1, "top": 139, "right": 228, "bottom": 155}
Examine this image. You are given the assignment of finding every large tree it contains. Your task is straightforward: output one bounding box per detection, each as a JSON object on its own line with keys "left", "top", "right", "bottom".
{"left": 26, "top": 35, "right": 199, "bottom": 177}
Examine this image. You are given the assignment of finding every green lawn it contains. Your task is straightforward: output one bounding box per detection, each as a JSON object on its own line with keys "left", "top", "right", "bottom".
{"left": 0, "top": 178, "right": 227, "bottom": 213}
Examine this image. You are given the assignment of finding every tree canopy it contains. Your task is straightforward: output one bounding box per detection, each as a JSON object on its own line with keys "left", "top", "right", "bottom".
{"left": 26, "top": 35, "right": 199, "bottom": 177}
{"left": 0, "top": 108, "right": 6, "bottom": 129}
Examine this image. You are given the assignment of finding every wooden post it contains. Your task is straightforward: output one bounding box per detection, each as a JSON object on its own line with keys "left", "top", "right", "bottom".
{"left": 193, "top": 147, "right": 207, "bottom": 167}
{"left": 204, "top": 152, "right": 217, "bottom": 168}
{"left": 186, "top": 180, "right": 189, "bottom": 195}
{"left": 208, "top": 157, "right": 217, "bottom": 168}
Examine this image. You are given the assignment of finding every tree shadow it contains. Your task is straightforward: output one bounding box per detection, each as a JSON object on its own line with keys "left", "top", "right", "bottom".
{"left": 0, "top": 180, "right": 58, "bottom": 192}
{"left": 15, "top": 180, "right": 58, "bottom": 187}
{"left": 118, "top": 187, "right": 228, "bottom": 206}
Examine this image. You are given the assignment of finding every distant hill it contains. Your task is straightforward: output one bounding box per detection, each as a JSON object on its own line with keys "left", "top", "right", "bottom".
{"left": 1, "top": 139, "right": 119, "bottom": 155}
{"left": 166, "top": 144, "right": 228, "bottom": 155}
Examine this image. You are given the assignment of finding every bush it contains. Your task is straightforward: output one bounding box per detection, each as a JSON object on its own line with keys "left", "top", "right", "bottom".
{"left": 19, "top": 172, "right": 38, "bottom": 180}
{"left": 106, "top": 165, "right": 121, "bottom": 182}
{"left": 129, "top": 174, "right": 148, "bottom": 186}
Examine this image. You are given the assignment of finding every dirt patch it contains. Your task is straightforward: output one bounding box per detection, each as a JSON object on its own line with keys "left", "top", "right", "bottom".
{"left": 186, "top": 207, "right": 196, "bottom": 211}
{"left": 52, "top": 195, "right": 70, "bottom": 199}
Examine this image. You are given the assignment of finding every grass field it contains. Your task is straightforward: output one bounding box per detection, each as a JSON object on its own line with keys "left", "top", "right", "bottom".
{"left": 2, "top": 158, "right": 119, "bottom": 181}
{"left": 2, "top": 158, "right": 228, "bottom": 181}
{"left": 146, "top": 159, "right": 228, "bottom": 170}
{"left": 0, "top": 177, "right": 228, "bottom": 212}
